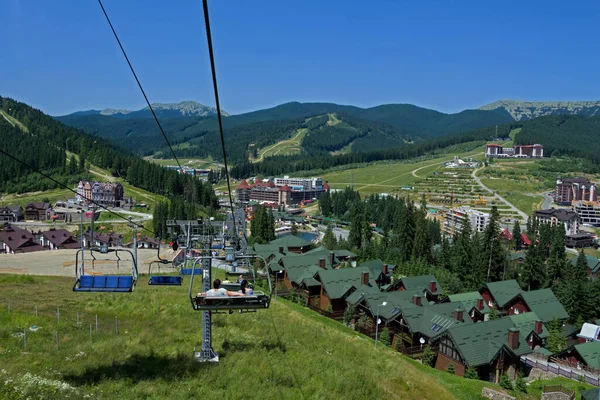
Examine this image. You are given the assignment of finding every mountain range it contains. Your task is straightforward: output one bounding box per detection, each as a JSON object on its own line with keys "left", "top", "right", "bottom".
{"left": 56, "top": 99, "right": 600, "bottom": 164}
{"left": 65, "top": 100, "right": 228, "bottom": 119}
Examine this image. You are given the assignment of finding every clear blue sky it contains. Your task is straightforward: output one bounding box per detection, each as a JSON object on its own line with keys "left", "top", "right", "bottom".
{"left": 2, "top": 0, "right": 600, "bottom": 116}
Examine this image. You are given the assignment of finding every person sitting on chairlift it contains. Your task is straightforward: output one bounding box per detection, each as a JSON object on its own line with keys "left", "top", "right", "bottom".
{"left": 239, "top": 278, "right": 253, "bottom": 295}
{"left": 201, "top": 279, "right": 245, "bottom": 297}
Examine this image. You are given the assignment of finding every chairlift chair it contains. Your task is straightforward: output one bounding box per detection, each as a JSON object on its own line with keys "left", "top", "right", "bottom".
{"left": 147, "top": 239, "right": 183, "bottom": 286}
{"left": 188, "top": 254, "right": 272, "bottom": 312}
{"left": 73, "top": 247, "right": 138, "bottom": 292}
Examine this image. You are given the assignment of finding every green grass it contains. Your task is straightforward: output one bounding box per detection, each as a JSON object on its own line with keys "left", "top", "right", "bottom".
{"left": 321, "top": 145, "right": 486, "bottom": 196}
{"left": 0, "top": 274, "right": 552, "bottom": 400}
{"left": 146, "top": 157, "right": 218, "bottom": 170}
{"left": 0, "top": 188, "right": 75, "bottom": 208}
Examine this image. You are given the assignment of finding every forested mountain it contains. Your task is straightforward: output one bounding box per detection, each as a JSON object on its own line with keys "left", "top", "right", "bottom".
{"left": 515, "top": 114, "right": 600, "bottom": 164}
{"left": 480, "top": 99, "right": 600, "bottom": 121}
{"left": 57, "top": 101, "right": 512, "bottom": 162}
{"left": 0, "top": 97, "right": 218, "bottom": 219}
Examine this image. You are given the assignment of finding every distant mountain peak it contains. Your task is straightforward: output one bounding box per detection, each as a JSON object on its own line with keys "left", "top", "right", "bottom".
{"left": 145, "top": 100, "right": 229, "bottom": 117}
{"left": 479, "top": 99, "right": 600, "bottom": 121}
{"left": 90, "top": 100, "right": 227, "bottom": 118}
{"left": 100, "top": 108, "right": 133, "bottom": 116}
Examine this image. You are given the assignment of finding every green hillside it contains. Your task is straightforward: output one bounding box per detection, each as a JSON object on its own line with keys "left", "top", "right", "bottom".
{"left": 515, "top": 114, "right": 600, "bottom": 166}
{"left": 57, "top": 101, "right": 513, "bottom": 163}
{"left": 0, "top": 274, "right": 507, "bottom": 400}
{"left": 0, "top": 97, "right": 218, "bottom": 220}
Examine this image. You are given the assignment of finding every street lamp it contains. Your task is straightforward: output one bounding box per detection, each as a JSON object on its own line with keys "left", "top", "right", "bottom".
{"left": 375, "top": 301, "right": 387, "bottom": 349}
{"left": 275, "top": 269, "right": 283, "bottom": 299}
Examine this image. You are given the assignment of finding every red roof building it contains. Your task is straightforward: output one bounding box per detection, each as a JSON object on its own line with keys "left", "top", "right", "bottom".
{"left": 521, "top": 233, "right": 531, "bottom": 247}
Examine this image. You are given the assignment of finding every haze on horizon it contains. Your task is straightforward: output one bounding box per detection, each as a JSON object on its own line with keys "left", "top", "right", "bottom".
{"left": 2, "top": 0, "right": 600, "bottom": 116}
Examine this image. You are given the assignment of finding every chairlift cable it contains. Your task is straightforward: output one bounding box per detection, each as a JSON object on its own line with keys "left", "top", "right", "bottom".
{"left": 97, "top": 0, "right": 185, "bottom": 174}
{"left": 201, "top": 0, "right": 239, "bottom": 247}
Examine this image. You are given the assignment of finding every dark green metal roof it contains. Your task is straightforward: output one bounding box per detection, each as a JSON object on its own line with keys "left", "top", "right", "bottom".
{"left": 508, "top": 312, "right": 549, "bottom": 339}
{"left": 316, "top": 267, "right": 376, "bottom": 300}
{"left": 573, "top": 341, "right": 600, "bottom": 370}
{"left": 482, "top": 279, "right": 522, "bottom": 307}
{"left": 440, "top": 318, "right": 532, "bottom": 368}
{"left": 520, "top": 289, "right": 569, "bottom": 323}
{"left": 400, "top": 274, "right": 442, "bottom": 295}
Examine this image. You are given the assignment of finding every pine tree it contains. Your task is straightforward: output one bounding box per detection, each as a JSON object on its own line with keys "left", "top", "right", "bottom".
{"left": 483, "top": 206, "right": 506, "bottom": 282}
{"left": 511, "top": 221, "right": 521, "bottom": 251}
{"left": 445, "top": 363, "right": 455, "bottom": 374}
{"left": 499, "top": 373, "right": 513, "bottom": 390}
{"left": 322, "top": 225, "right": 337, "bottom": 249}
{"left": 465, "top": 366, "right": 478, "bottom": 380}
{"left": 521, "top": 243, "right": 546, "bottom": 291}
{"left": 422, "top": 345, "right": 435, "bottom": 367}
{"left": 488, "top": 306, "right": 499, "bottom": 320}
{"left": 546, "top": 318, "right": 567, "bottom": 353}
{"left": 380, "top": 328, "right": 391, "bottom": 347}
{"left": 514, "top": 373, "right": 527, "bottom": 393}
{"left": 452, "top": 218, "right": 472, "bottom": 280}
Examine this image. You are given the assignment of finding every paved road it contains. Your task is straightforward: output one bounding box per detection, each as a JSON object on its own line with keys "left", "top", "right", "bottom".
{"left": 540, "top": 192, "right": 554, "bottom": 210}
{"left": 471, "top": 168, "right": 529, "bottom": 222}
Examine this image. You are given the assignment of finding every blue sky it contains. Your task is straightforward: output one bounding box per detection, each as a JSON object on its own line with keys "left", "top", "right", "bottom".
{"left": 2, "top": 0, "right": 600, "bottom": 116}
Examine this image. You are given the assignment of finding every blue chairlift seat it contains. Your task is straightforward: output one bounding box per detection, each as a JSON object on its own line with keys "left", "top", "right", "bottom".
{"left": 148, "top": 275, "right": 183, "bottom": 286}
{"left": 180, "top": 268, "right": 202, "bottom": 276}
{"left": 73, "top": 275, "right": 136, "bottom": 292}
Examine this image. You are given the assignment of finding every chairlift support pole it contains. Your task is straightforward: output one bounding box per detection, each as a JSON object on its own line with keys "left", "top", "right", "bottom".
{"left": 195, "top": 256, "right": 218, "bottom": 363}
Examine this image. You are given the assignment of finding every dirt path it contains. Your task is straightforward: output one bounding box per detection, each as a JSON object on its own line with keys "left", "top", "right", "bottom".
{"left": 471, "top": 168, "right": 529, "bottom": 222}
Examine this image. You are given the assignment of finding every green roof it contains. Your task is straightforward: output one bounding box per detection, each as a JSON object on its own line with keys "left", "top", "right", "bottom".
{"left": 400, "top": 275, "right": 442, "bottom": 295}
{"left": 574, "top": 341, "right": 600, "bottom": 370}
{"left": 582, "top": 388, "right": 600, "bottom": 400}
{"left": 508, "top": 312, "right": 549, "bottom": 339}
{"left": 402, "top": 302, "right": 473, "bottom": 339}
{"left": 533, "top": 347, "right": 552, "bottom": 357}
{"left": 442, "top": 318, "right": 532, "bottom": 368}
{"left": 345, "top": 285, "right": 382, "bottom": 306}
{"left": 361, "top": 291, "right": 418, "bottom": 320}
{"left": 448, "top": 291, "right": 490, "bottom": 314}
{"left": 482, "top": 279, "right": 522, "bottom": 307}
{"left": 520, "top": 289, "right": 569, "bottom": 323}
{"left": 508, "top": 252, "right": 526, "bottom": 261}
{"left": 316, "top": 268, "right": 376, "bottom": 300}
{"left": 570, "top": 254, "right": 600, "bottom": 273}
{"left": 333, "top": 249, "right": 357, "bottom": 259}
{"left": 270, "top": 235, "right": 311, "bottom": 247}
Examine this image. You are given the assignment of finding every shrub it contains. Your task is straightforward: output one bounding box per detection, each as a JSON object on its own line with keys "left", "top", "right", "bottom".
{"left": 499, "top": 374, "right": 512, "bottom": 390}
{"left": 514, "top": 373, "right": 526, "bottom": 393}
{"left": 445, "top": 363, "right": 455, "bottom": 375}
{"left": 464, "top": 366, "right": 478, "bottom": 380}
{"left": 422, "top": 345, "right": 435, "bottom": 367}
{"left": 343, "top": 304, "right": 356, "bottom": 326}
{"left": 379, "top": 328, "right": 391, "bottom": 347}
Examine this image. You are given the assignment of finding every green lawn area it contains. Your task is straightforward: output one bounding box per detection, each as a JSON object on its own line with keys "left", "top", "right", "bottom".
{"left": 147, "top": 157, "right": 217, "bottom": 170}
{"left": 0, "top": 274, "right": 573, "bottom": 400}
{"left": 322, "top": 144, "right": 487, "bottom": 197}
{"left": 0, "top": 188, "right": 75, "bottom": 208}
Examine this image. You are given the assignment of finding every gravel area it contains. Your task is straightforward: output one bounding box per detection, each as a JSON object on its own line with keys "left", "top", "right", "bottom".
{"left": 0, "top": 248, "right": 177, "bottom": 277}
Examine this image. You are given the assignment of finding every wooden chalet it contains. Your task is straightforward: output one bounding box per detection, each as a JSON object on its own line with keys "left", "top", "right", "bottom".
{"left": 24, "top": 202, "right": 51, "bottom": 221}
{"left": 433, "top": 318, "right": 533, "bottom": 382}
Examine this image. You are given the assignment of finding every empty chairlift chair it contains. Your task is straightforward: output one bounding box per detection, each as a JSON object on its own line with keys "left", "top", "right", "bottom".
{"left": 147, "top": 243, "right": 183, "bottom": 286}
{"left": 73, "top": 248, "right": 138, "bottom": 292}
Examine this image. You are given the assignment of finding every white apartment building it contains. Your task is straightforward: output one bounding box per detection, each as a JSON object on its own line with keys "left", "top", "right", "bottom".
{"left": 443, "top": 207, "right": 490, "bottom": 236}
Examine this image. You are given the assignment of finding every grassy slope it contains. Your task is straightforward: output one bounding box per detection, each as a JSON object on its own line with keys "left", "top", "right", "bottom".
{"left": 321, "top": 143, "right": 486, "bottom": 196}
{"left": 254, "top": 127, "right": 308, "bottom": 161}
{"left": 0, "top": 109, "right": 29, "bottom": 132}
{"left": 0, "top": 274, "right": 516, "bottom": 400}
